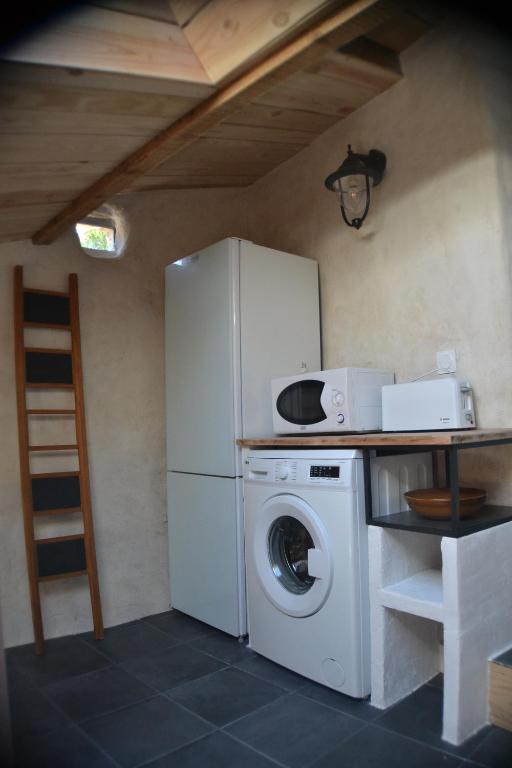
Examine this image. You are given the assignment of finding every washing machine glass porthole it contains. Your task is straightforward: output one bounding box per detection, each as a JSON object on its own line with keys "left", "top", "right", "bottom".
{"left": 268, "top": 516, "right": 315, "bottom": 594}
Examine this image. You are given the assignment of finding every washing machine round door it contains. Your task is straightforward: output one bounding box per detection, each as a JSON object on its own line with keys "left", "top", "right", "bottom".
{"left": 253, "top": 494, "right": 333, "bottom": 617}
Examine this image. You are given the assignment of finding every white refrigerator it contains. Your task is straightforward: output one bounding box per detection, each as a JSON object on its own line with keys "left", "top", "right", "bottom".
{"left": 165, "top": 238, "right": 320, "bottom": 636}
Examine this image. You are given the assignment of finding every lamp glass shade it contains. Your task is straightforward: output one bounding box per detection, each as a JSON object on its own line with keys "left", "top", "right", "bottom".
{"left": 339, "top": 174, "right": 371, "bottom": 221}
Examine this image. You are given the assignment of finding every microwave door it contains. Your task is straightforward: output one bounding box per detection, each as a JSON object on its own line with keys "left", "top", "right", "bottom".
{"left": 276, "top": 379, "right": 327, "bottom": 426}
{"left": 319, "top": 383, "right": 333, "bottom": 424}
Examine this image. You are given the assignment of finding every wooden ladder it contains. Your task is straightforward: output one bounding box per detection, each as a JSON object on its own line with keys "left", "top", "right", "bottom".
{"left": 13, "top": 266, "right": 103, "bottom": 654}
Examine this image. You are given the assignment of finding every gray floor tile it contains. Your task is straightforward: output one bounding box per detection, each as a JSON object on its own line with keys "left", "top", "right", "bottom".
{"left": 235, "top": 653, "right": 309, "bottom": 692}
{"left": 13, "top": 725, "right": 116, "bottom": 768}
{"left": 6, "top": 636, "right": 110, "bottom": 687}
{"left": 168, "top": 667, "right": 284, "bottom": 726}
{"left": 310, "top": 725, "right": 461, "bottom": 768}
{"left": 121, "top": 644, "right": 224, "bottom": 691}
{"left": 144, "top": 731, "right": 278, "bottom": 768}
{"left": 226, "top": 692, "right": 365, "bottom": 767}
{"left": 9, "top": 674, "right": 71, "bottom": 739}
{"left": 142, "top": 610, "right": 214, "bottom": 642}
{"left": 375, "top": 684, "right": 490, "bottom": 758}
{"left": 80, "top": 620, "right": 177, "bottom": 662}
{"left": 45, "top": 665, "right": 154, "bottom": 722}
{"left": 466, "top": 725, "right": 512, "bottom": 767}
{"left": 191, "top": 631, "right": 254, "bottom": 664}
{"left": 426, "top": 673, "right": 444, "bottom": 689}
{"left": 299, "top": 680, "right": 380, "bottom": 721}
{"left": 81, "top": 694, "right": 213, "bottom": 768}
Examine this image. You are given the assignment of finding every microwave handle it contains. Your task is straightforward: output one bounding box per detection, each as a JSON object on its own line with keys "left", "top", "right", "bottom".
{"left": 461, "top": 387, "right": 473, "bottom": 412}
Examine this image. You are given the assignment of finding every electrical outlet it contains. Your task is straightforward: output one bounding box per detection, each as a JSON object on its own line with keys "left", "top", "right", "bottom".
{"left": 437, "top": 349, "right": 457, "bottom": 374}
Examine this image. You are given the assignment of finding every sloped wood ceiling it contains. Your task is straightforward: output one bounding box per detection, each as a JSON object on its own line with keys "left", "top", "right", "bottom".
{"left": 0, "top": 0, "right": 437, "bottom": 244}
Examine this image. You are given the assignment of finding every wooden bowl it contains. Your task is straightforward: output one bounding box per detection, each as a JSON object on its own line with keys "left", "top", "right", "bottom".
{"left": 404, "top": 487, "right": 487, "bottom": 520}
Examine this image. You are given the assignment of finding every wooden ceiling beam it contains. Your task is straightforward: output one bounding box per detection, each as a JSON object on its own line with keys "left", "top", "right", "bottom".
{"left": 32, "top": 0, "right": 398, "bottom": 245}
{"left": 2, "top": 5, "right": 210, "bottom": 84}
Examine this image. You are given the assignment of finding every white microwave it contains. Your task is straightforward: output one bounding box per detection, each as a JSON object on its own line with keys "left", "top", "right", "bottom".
{"left": 272, "top": 367, "right": 394, "bottom": 434}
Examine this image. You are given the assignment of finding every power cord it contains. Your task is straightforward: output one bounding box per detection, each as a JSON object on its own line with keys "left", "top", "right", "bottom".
{"left": 409, "top": 366, "right": 453, "bottom": 383}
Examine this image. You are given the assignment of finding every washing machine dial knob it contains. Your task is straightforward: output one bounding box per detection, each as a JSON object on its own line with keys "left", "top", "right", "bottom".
{"left": 332, "top": 389, "right": 344, "bottom": 407}
{"left": 278, "top": 464, "right": 290, "bottom": 480}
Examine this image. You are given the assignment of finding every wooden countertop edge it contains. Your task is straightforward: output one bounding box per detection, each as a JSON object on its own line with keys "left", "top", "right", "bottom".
{"left": 237, "top": 428, "right": 512, "bottom": 448}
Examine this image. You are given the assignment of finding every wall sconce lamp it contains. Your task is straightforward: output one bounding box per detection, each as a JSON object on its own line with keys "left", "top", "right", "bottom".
{"left": 324, "top": 145, "right": 386, "bottom": 230}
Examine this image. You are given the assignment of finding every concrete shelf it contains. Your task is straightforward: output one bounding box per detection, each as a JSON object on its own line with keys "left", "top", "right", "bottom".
{"left": 379, "top": 568, "right": 443, "bottom": 622}
{"left": 369, "top": 523, "right": 512, "bottom": 746}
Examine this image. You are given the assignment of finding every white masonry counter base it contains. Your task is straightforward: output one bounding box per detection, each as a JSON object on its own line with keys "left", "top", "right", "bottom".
{"left": 369, "top": 521, "right": 512, "bottom": 745}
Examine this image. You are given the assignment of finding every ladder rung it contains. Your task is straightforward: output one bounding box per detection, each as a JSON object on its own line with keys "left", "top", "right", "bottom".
{"left": 31, "top": 470, "right": 80, "bottom": 479}
{"left": 24, "top": 288, "right": 70, "bottom": 298}
{"left": 39, "top": 570, "right": 88, "bottom": 583}
{"left": 25, "top": 347, "right": 72, "bottom": 355}
{"left": 23, "top": 322, "right": 72, "bottom": 331}
{"left": 33, "top": 506, "right": 82, "bottom": 517}
{"left": 36, "top": 533, "right": 84, "bottom": 545}
{"left": 25, "top": 383, "right": 74, "bottom": 389}
{"left": 27, "top": 409, "right": 76, "bottom": 415}
{"left": 28, "top": 444, "right": 78, "bottom": 452}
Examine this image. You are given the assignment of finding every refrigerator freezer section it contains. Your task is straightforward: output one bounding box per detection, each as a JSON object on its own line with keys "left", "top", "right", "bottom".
{"left": 168, "top": 472, "right": 245, "bottom": 636}
{"left": 165, "top": 239, "right": 240, "bottom": 477}
{"left": 239, "top": 241, "right": 320, "bottom": 438}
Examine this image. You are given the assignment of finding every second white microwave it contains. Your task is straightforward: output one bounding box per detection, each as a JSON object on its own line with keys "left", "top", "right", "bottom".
{"left": 272, "top": 367, "right": 394, "bottom": 434}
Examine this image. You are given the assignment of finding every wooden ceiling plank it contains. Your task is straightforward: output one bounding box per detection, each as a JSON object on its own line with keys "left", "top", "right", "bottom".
{"left": 0, "top": 203, "right": 68, "bottom": 222}
{"left": 308, "top": 50, "right": 400, "bottom": 91}
{"left": 169, "top": 0, "right": 211, "bottom": 27}
{"left": 32, "top": 0, "right": 398, "bottom": 245}
{"left": 129, "top": 175, "right": 259, "bottom": 190}
{"left": 0, "top": 190, "right": 86, "bottom": 208}
{"left": 177, "top": 0, "right": 342, "bottom": 83}
{"left": 2, "top": 6, "right": 210, "bottom": 84}
{"left": 0, "top": 109, "right": 170, "bottom": 138}
{"left": 254, "top": 70, "right": 383, "bottom": 116}
{"left": 205, "top": 121, "right": 313, "bottom": 145}
{"left": 0, "top": 81, "right": 203, "bottom": 120}
{"left": 0, "top": 162, "right": 116, "bottom": 208}
{"left": 0, "top": 61, "right": 214, "bottom": 100}
{"left": 0, "top": 135, "right": 150, "bottom": 166}
{"left": 152, "top": 136, "right": 305, "bottom": 172}
{"left": 307, "top": 39, "right": 402, "bottom": 90}
{"left": 0, "top": 203, "right": 70, "bottom": 242}
{"left": 90, "top": 0, "right": 178, "bottom": 25}
{"left": 225, "top": 103, "right": 341, "bottom": 134}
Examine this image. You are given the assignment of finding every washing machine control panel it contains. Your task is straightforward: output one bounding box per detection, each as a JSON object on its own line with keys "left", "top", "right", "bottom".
{"left": 307, "top": 463, "right": 347, "bottom": 484}
{"left": 245, "top": 456, "right": 356, "bottom": 488}
{"left": 274, "top": 461, "right": 297, "bottom": 483}
{"left": 274, "top": 461, "right": 348, "bottom": 485}
{"left": 309, "top": 465, "right": 340, "bottom": 479}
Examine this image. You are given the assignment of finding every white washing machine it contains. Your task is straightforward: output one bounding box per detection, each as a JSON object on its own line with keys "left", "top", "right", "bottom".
{"left": 243, "top": 449, "right": 370, "bottom": 698}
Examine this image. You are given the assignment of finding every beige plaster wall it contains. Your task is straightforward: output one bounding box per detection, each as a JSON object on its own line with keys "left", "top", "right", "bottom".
{"left": 0, "top": 188, "right": 245, "bottom": 647}
{"left": 243, "top": 20, "right": 512, "bottom": 502}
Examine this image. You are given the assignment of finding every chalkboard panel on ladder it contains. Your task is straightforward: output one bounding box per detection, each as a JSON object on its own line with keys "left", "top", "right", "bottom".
{"left": 13, "top": 266, "right": 103, "bottom": 654}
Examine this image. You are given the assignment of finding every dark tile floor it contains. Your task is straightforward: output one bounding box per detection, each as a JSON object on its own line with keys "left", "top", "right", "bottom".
{"left": 5, "top": 610, "right": 512, "bottom": 768}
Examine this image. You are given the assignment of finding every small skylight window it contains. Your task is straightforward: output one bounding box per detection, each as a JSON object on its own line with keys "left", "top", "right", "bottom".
{"left": 75, "top": 222, "right": 115, "bottom": 252}
{"left": 75, "top": 205, "right": 128, "bottom": 259}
